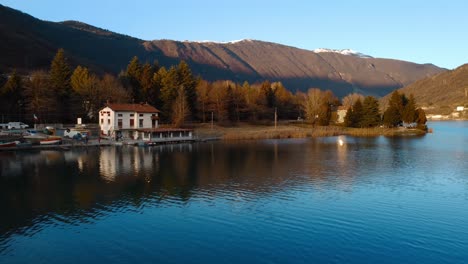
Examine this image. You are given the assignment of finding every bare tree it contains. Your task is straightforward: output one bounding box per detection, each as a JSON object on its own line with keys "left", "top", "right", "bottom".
{"left": 172, "top": 86, "right": 190, "bottom": 127}
{"left": 342, "top": 93, "right": 365, "bottom": 109}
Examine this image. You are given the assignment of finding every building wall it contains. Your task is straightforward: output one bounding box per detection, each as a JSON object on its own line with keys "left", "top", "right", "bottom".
{"left": 99, "top": 107, "right": 159, "bottom": 139}
{"left": 337, "top": 110, "right": 347, "bottom": 123}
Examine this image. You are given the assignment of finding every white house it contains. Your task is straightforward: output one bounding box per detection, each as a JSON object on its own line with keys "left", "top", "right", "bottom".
{"left": 99, "top": 103, "right": 160, "bottom": 140}
{"left": 456, "top": 106, "right": 465, "bottom": 111}
{"left": 336, "top": 106, "right": 348, "bottom": 123}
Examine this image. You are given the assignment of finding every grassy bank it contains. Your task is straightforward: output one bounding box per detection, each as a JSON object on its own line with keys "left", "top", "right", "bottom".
{"left": 194, "top": 123, "right": 426, "bottom": 141}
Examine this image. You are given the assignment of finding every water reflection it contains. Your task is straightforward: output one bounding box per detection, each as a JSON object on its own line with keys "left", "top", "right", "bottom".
{"left": 1, "top": 123, "right": 468, "bottom": 263}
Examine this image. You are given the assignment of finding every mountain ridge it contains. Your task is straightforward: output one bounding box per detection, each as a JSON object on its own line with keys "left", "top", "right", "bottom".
{"left": 382, "top": 64, "right": 468, "bottom": 113}
{"left": 0, "top": 4, "right": 446, "bottom": 97}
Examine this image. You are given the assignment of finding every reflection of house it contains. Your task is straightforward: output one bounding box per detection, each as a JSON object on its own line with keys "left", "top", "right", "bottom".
{"left": 336, "top": 106, "right": 348, "bottom": 123}
{"left": 99, "top": 103, "right": 160, "bottom": 140}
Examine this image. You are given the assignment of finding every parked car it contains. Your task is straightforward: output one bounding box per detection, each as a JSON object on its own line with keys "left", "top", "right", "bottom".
{"left": 64, "top": 128, "right": 89, "bottom": 139}
{"left": 7, "top": 122, "right": 29, "bottom": 129}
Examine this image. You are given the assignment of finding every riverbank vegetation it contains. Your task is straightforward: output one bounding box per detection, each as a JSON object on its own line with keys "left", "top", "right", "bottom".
{"left": 0, "top": 49, "right": 427, "bottom": 137}
{"left": 195, "top": 123, "right": 426, "bottom": 141}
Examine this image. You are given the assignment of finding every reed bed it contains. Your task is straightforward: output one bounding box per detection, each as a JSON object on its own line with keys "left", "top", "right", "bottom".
{"left": 194, "top": 123, "right": 426, "bottom": 141}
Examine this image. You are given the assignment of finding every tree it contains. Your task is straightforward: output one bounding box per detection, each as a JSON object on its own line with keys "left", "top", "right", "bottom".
{"left": 301, "top": 88, "right": 336, "bottom": 126}
{"left": 344, "top": 99, "right": 363, "bottom": 127}
{"left": 98, "top": 74, "right": 130, "bottom": 105}
{"left": 415, "top": 108, "right": 427, "bottom": 130}
{"left": 273, "top": 82, "right": 298, "bottom": 120}
{"left": 121, "top": 56, "right": 143, "bottom": 102}
{"left": 159, "top": 66, "right": 178, "bottom": 121}
{"left": 402, "top": 94, "right": 417, "bottom": 124}
{"left": 177, "top": 61, "right": 197, "bottom": 120}
{"left": 209, "top": 81, "right": 229, "bottom": 122}
{"left": 49, "top": 48, "right": 72, "bottom": 122}
{"left": 360, "top": 96, "right": 381, "bottom": 127}
{"left": 342, "top": 93, "right": 365, "bottom": 109}
{"left": 24, "top": 71, "right": 56, "bottom": 123}
{"left": 0, "top": 70, "right": 24, "bottom": 121}
{"left": 172, "top": 86, "right": 190, "bottom": 127}
{"left": 383, "top": 91, "right": 405, "bottom": 127}
{"left": 196, "top": 80, "right": 212, "bottom": 123}
{"left": 71, "top": 66, "right": 99, "bottom": 120}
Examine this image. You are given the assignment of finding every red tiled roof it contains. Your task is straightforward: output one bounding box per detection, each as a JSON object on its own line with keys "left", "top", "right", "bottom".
{"left": 105, "top": 103, "right": 160, "bottom": 113}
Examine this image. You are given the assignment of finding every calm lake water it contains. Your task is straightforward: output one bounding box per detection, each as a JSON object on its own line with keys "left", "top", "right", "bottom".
{"left": 1, "top": 121, "right": 468, "bottom": 263}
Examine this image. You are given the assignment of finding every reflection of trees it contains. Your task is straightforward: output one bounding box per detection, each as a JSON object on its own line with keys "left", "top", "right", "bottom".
{"left": 1, "top": 139, "right": 383, "bottom": 240}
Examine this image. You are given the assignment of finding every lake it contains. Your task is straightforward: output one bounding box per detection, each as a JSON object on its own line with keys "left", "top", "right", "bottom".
{"left": 1, "top": 121, "right": 468, "bottom": 263}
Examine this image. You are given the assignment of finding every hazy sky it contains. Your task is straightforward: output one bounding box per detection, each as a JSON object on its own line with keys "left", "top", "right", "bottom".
{"left": 1, "top": 0, "right": 467, "bottom": 69}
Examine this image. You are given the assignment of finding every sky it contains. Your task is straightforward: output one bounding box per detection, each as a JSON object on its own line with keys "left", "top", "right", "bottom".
{"left": 1, "top": 0, "right": 467, "bottom": 69}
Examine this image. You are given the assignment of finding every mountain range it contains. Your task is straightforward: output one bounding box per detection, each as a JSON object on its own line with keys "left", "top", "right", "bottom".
{"left": 0, "top": 4, "right": 445, "bottom": 98}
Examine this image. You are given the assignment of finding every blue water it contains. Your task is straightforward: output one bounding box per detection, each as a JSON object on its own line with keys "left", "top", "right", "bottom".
{"left": 1, "top": 121, "right": 468, "bottom": 263}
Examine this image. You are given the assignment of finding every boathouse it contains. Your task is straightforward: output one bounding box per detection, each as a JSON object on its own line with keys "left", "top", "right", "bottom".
{"left": 99, "top": 103, "right": 193, "bottom": 142}
{"left": 99, "top": 103, "right": 160, "bottom": 140}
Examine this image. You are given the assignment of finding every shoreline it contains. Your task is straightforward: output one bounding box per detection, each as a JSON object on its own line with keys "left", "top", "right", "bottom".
{"left": 0, "top": 124, "right": 428, "bottom": 152}
{"left": 194, "top": 124, "right": 427, "bottom": 141}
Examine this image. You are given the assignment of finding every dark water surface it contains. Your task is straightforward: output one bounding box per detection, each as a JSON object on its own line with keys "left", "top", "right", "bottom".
{"left": 1, "top": 122, "right": 468, "bottom": 263}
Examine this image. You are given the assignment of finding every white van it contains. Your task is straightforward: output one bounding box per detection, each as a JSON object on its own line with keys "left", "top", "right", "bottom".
{"left": 7, "top": 122, "right": 29, "bottom": 129}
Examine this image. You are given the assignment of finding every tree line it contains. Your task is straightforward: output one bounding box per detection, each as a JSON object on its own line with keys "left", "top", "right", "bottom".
{"left": 343, "top": 91, "right": 427, "bottom": 129}
{"left": 0, "top": 49, "right": 427, "bottom": 129}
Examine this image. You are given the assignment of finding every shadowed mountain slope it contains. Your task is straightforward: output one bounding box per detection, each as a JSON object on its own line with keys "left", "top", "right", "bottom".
{"left": 0, "top": 4, "right": 445, "bottom": 97}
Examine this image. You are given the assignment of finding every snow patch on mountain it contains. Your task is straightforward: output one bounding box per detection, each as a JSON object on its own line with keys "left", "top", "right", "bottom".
{"left": 313, "top": 48, "right": 373, "bottom": 58}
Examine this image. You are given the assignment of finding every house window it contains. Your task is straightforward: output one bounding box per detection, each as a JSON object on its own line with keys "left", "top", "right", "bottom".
{"left": 130, "top": 119, "right": 134, "bottom": 127}
{"left": 108, "top": 119, "right": 111, "bottom": 125}
{"left": 118, "top": 114, "right": 123, "bottom": 117}
{"left": 118, "top": 119, "right": 122, "bottom": 128}
{"left": 139, "top": 119, "right": 144, "bottom": 128}
{"left": 101, "top": 118, "right": 103, "bottom": 124}
{"left": 107, "top": 112, "right": 110, "bottom": 116}
{"left": 130, "top": 114, "right": 134, "bottom": 117}
{"left": 139, "top": 114, "right": 144, "bottom": 117}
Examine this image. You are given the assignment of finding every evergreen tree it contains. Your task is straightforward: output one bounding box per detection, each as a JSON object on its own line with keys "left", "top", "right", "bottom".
{"left": 140, "top": 62, "right": 159, "bottom": 103}
{"left": 383, "top": 107, "right": 401, "bottom": 127}
{"left": 344, "top": 106, "right": 355, "bottom": 127}
{"left": 344, "top": 99, "right": 364, "bottom": 127}
{"left": 0, "top": 70, "right": 24, "bottom": 121}
{"left": 360, "top": 96, "right": 381, "bottom": 127}
{"left": 49, "top": 49, "right": 72, "bottom": 122}
{"left": 352, "top": 99, "right": 364, "bottom": 127}
{"left": 383, "top": 91, "right": 404, "bottom": 127}
{"left": 159, "top": 66, "right": 179, "bottom": 121}
{"left": 123, "top": 56, "right": 143, "bottom": 102}
{"left": 402, "top": 94, "right": 417, "bottom": 124}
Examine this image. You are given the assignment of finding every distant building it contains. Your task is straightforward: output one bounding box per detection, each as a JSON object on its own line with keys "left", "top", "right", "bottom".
{"left": 336, "top": 106, "right": 348, "bottom": 123}
{"left": 99, "top": 103, "right": 160, "bottom": 140}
